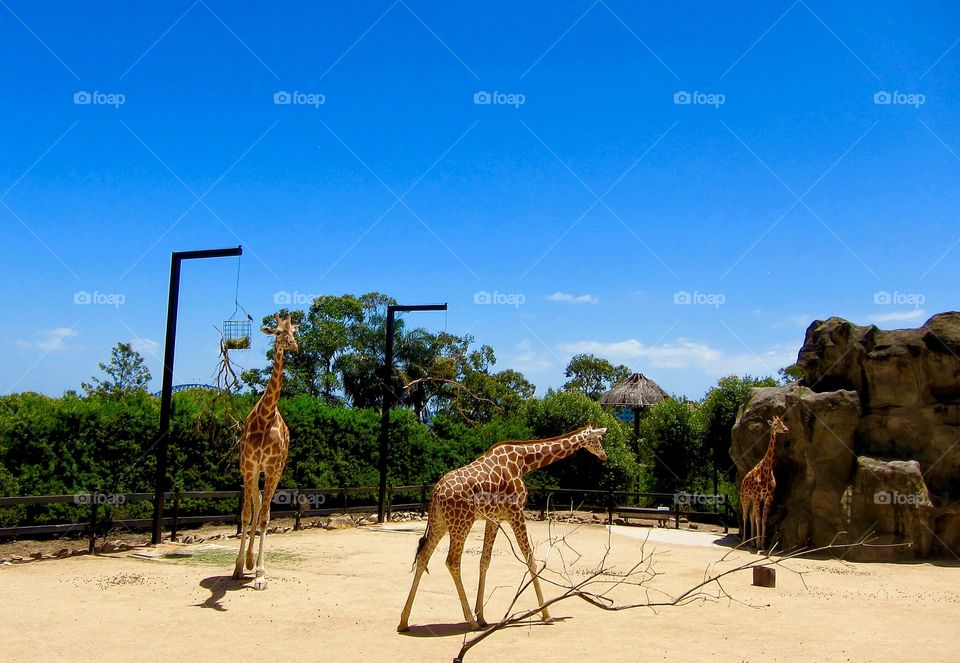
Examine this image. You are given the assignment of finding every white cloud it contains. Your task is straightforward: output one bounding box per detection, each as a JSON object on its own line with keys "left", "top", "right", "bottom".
{"left": 510, "top": 339, "right": 554, "bottom": 372}
{"left": 557, "top": 337, "right": 797, "bottom": 377}
{"left": 18, "top": 327, "right": 81, "bottom": 352}
{"left": 867, "top": 309, "right": 926, "bottom": 324}
{"left": 547, "top": 292, "right": 598, "bottom": 304}
{"left": 131, "top": 337, "right": 161, "bottom": 355}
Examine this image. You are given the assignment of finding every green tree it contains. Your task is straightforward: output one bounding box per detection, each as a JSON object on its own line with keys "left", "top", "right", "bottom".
{"left": 419, "top": 340, "right": 536, "bottom": 425}
{"left": 274, "top": 296, "right": 367, "bottom": 401}
{"left": 638, "top": 396, "right": 702, "bottom": 495}
{"left": 697, "top": 374, "right": 778, "bottom": 495}
{"left": 777, "top": 364, "right": 804, "bottom": 384}
{"left": 457, "top": 363, "right": 535, "bottom": 424}
{"left": 396, "top": 328, "right": 456, "bottom": 421}
{"left": 82, "top": 342, "right": 152, "bottom": 397}
{"left": 524, "top": 390, "right": 637, "bottom": 490}
{"left": 242, "top": 293, "right": 395, "bottom": 405}
{"left": 243, "top": 292, "right": 538, "bottom": 421}
{"left": 562, "top": 353, "right": 631, "bottom": 400}
{"left": 338, "top": 292, "right": 399, "bottom": 408}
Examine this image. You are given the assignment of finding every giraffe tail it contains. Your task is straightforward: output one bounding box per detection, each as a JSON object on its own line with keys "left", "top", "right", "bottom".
{"left": 412, "top": 525, "right": 429, "bottom": 574}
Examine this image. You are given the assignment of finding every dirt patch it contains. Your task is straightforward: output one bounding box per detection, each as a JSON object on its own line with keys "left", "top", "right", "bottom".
{"left": 2, "top": 520, "right": 957, "bottom": 662}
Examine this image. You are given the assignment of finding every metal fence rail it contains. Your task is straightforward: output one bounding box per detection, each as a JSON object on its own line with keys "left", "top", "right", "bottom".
{"left": 0, "top": 486, "right": 735, "bottom": 551}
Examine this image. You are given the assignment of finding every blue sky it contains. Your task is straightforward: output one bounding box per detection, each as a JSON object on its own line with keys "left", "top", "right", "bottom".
{"left": 2, "top": 1, "right": 958, "bottom": 400}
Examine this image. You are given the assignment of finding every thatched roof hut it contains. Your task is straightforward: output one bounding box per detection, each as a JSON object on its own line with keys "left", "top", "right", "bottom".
{"left": 599, "top": 373, "right": 668, "bottom": 409}
{"left": 600, "top": 373, "right": 669, "bottom": 446}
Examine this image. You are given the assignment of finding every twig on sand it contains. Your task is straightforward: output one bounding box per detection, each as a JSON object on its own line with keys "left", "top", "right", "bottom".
{"left": 452, "top": 518, "right": 893, "bottom": 662}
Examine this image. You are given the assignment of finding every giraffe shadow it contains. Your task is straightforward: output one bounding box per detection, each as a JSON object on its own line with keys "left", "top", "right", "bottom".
{"left": 401, "top": 616, "right": 569, "bottom": 638}
{"left": 196, "top": 575, "right": 251, "bottom": 611}
{"left": 711, "top": 533, "right": 747, "bottom": 550}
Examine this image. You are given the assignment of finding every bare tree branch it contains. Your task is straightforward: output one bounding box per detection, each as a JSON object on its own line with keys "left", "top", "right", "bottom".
{"left": 452, "top": 519, "right": 903, "bottom": 662}
{"left": 402, "top": 376, "right": 502, "bottom": 425}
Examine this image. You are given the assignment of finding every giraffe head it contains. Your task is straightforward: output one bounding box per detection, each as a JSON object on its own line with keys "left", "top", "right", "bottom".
{"left": 768, "top": 415, "right": 788, "bottom": 435}
{"left": 262, "top": 313, "right": 299, "bottom": 352}
{"left": 578, "top": 424, "right": 608, "bottom": 461}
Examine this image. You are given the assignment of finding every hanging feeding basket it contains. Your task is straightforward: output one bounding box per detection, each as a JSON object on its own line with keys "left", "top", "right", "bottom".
{"left": 223, "top": 318, "right": 252, "bottom": 350}
{"left": 221, "top": 255, "right": 253, "bottom": 350}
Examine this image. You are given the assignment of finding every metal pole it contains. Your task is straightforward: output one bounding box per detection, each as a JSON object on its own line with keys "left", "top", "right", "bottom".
{"left": 152, "top": 246, "right": 242, "bottom": 545}
{"left": 88, "top": 490, "right": 99, "bottom": 554}
{"left": 152, "top": 254, "right": 182, "bottom": 545}
{"left": 713, "top": 441, "right": 719, "bottom": 504}
{"left": 376, "top": 303, "right": 447, "bottom": 523}
{"left": 376, "top": 309, "right": 397, "bottom": 525}
{"left": 633, "top": 407, "right": 640, "bottom": 452}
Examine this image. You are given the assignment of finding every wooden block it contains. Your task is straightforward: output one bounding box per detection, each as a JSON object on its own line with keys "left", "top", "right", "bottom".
{"left": 753, "top": 566, "right": 776, "bottom": 587}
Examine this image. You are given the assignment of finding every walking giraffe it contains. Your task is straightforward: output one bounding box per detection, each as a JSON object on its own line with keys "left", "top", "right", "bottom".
{"left": 397, "top": 424, "right": 608, "bottom": 631}
{"left": 232, "top": 313, "right": 298, "bottom": 590}
{"left": 740, "top": 415, "right": 789, "bottom": 553}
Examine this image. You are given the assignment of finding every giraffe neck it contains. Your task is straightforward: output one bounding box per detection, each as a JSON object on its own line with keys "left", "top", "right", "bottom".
{"left": 257, "top": 343, "right": 286, "bottom": 414}
{"left": 760, "top": 430, "right": 778, "bottom": 472}
{"left": 516, "top": 434, "right": 584, "bottom": 475}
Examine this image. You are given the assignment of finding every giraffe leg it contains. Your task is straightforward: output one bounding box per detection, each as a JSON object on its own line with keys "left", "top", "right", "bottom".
{"left": 245, "top": 486, "right": 262, "bottom": 570}
{"left": 741, "top": 498, "right": 752, "bottom": 548}
{"left": 397, "top": 515, "right": 447, "bottom": 632}
{"left": 507, "top": 512, "right": 551, "bottom": 623}
{"left": 760, "top": 496, "right": 773, "bottom": 554}
{"left": 445, "top": 521, "right": 480, "bottom": 629}
{"left": 253, "top": 473, "right": 281, "bottom": 590}
{"left": 474, "top": 518, "right": 499, "bottom": 627}
{"left": 233, "top": 476, "right": 255, "bottom": 579}
{"left": 753, "top": 501, "right": 763, "bottom": 554}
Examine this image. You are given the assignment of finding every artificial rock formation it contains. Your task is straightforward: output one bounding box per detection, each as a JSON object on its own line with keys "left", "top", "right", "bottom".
{"left": 731, "top": 312, "right": 960, "bottom": 560}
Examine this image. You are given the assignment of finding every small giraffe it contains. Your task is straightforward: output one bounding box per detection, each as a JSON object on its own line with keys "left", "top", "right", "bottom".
{"left": 397, "top": 424, "right": 608, "bottom": 632}
{"left": 740, "top": 415, "right": 788, "bottom": 553}
{"left": 232, "top": 313, "right": 298, "bottom": 590}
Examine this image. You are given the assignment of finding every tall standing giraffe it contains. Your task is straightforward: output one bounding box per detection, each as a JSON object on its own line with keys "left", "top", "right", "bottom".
{"left": 232, "top": 313, "right": 298, "bottom": 590}
{"left": 397, "top": 424, "right": 608, "bottom": 632}
{"left": 740, "top": 415, "right": 789, "bottom": 553}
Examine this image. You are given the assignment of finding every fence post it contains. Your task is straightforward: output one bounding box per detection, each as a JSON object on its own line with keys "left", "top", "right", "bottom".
{"left": 674, "top": 500, "right": 680, "bottom": 529}
{"left": 419, "top": 484, "right": 427, "bottom": 516}
{"left": 170, "top": 490, "right": 181, "bottom": 542}
{"left": 607, "top": 489, "right": 614, "bottom": 526}
{"left": 294, "top": 488, "right": 303, "bottom": 531}
{"left": 386, "top": 487, "right": 392, "bottom": 523}
{"left": 88, "top": 490, "right": 99, "bottom": 554}
{"left": 539, "top": 489, "right": 546, "bottom": 520}
{"left": 236, "top": 485, "right": 244, "bottom": 535}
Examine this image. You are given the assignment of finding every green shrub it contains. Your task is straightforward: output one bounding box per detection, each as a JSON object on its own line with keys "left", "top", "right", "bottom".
{"left": 0, "top": 388, "right": 644, "bottom": 528}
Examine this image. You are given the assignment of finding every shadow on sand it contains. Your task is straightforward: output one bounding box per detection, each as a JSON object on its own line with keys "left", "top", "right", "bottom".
{"left": 196, "top": 575, "right": 251, "bottom": 611}
{"left": 399, "top": 616, "right": 569, "bottom": 638}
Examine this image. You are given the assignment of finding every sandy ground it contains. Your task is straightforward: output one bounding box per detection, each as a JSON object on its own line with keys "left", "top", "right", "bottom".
{"left": 1, "top": 520, "right": 958, "bottom": 663}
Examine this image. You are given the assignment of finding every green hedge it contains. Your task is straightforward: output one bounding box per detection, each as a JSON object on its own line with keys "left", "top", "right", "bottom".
{"left": 0, "top": 389, "right": 638, "bottom": 528}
